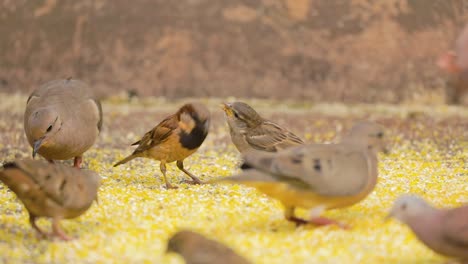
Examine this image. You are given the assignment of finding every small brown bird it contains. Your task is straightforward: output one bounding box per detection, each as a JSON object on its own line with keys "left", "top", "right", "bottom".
{"left": 24, "top": 79, "right": 103, "bottom": 168}
{"left": 221, "top": 102, "right": 304, "bottom": 154}
{"left": 387, "top": 195, "right": 468, "bottom": 260}
{"left": 216, "top": 121, "right": 387, "bottom": 228}
{"left": 114, "top": 103, "right": 210, "bottom": 189}
{"left": 0, "top": 159, "right": 100, "bottom": 241}
{"left": 167, "top": 230, "right": 251, "bottom": 264}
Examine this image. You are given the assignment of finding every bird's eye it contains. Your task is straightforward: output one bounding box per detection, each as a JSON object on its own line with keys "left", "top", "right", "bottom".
{"left": 234, "top": 112, "right": 240, "bottom": 118}
{"left": 46, "top": 125, "right": 53, "bottom": 132}
{"left": 377, "top": 132, "right": 384, "bottom": 138}
{"left": 400, "top": 203, "right": 407, "bottom": 210}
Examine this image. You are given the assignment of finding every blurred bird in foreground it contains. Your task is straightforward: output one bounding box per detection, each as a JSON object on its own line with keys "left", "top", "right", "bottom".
{"left": 114, "top": 103, "right": 210, "bottom": 189}
{"left": 215, "top": 121, "right": 387, "bottom": 228}
{"left": 167, "top": 230, "right": 251, "bottom": 264}
{"left": 221, "top": 102, "right": 304, "bottom": 154}
{"left": 387, "top": 195, "right": 468, "bottom": 261}
{"left": 0, "top": 159, "right": 100, "bottom": 241}
{"left": 24, "top": 79, "right": 103, "bottom": 168}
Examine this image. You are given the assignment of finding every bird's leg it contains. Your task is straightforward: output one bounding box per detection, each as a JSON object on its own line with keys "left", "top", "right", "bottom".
{"left": 47, "top": 159, "right": 55, "bottom": 164}
{"left": 284, "top": 207, "right": 308, "bottom": 226}
{"left": 73, "top": 156, "right": 82, "bottom": 168}
{"left": 160, "top": 162, "right": 177, "bottom": 189}
{"left": 29, "top": 214, "right": 48, "bottom": 239}
{"left": 51, "top": 217, "right": 72, "bottom": 241}
{"left": 176, "top": 160, "right": 203, "bottom": 185}
{"left": 309, "top": 217, "right": 350, "bottom": 229}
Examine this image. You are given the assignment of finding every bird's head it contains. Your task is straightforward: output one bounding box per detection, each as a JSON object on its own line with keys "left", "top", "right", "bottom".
{"left": 178, "top": 103, "right": 210, "bottom": 134}
{"left": 386, "top": 194, "right": 433, "bottom": 223}
{"left": 28, "top": 108, "right": 63, "bottom": 158}
{"left": 221, "top": 101, "right": 262, "bottom": 131}
{"left": 343, "top": 121, "right": 389, "bottom": 154}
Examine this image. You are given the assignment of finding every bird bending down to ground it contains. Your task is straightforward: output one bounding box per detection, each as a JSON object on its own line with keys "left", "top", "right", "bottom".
{"left": 24, "top": 79, "right": 103, "bottom": 168}
{"left": 215, "top": 121, "right": 387, "bottom": 228}
{"left": 0, "top": 159, "right": 100, "bottom": 241}
{"left": 221, "top": 102, "right": 304, "bottom": 154}
{"left": 114, "top": 103, "right": 210, "bottom": 189}
{"left": 387, "top": 195, "right": 468, "bottom": 261}
{"left": 167, "top": 230, "right": 251, "bottom": 264}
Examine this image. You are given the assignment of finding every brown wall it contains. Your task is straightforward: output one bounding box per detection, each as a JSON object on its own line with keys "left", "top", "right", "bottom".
{"left": 0, "top": 0, "right": 467, "bottom": 102}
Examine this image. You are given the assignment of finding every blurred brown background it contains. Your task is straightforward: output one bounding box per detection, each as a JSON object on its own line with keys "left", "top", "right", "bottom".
{"left": 0, "top": 0, "right": 467, "bottom": 103}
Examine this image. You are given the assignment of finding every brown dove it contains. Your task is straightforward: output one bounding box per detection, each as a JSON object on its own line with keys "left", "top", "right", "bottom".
{"left": 387, "top": 195, "right": 468, "bottom": 261}
{"left": 167, "top": 230, "right": 251, "bottom": 264}
{"left": 221, "top": 102, "right": 304, "bottom": 154}
{"left": 24, "top": 78, "right": 103, "bottom": 168}
{"left": 114, "top": 103, "right": 210, "bottom": 189}
{"left": 0, "top": 159, "right": 100, "bottom": 241}
{"left": 216, "top": 121, "right": 387, "bottom": 228}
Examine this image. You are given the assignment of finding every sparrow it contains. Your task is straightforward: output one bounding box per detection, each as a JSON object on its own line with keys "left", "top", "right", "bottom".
{"left": 221, "top": 101, "right": 304, "bottom": 154}
{"left": 114, "top": 102, "right": 210, "bottom": 189}
{"left": 215, "top": 121, "right": 388, "bottom": 228}
{"left": 167, "top": 230, "right": 251, "bottom": 264}
{"left": 24, "top": 78, "right": 103, "bottom": 168}
{"left": 0, "top": 159, "right": 100, "bottom": 241}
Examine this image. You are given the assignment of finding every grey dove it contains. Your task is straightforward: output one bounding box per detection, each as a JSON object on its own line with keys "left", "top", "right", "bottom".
{"left": 215, "top": 121, "right": 387, "bottom": 228}
{"left": 0, "top": 159, "right": 100, "bottom": 241}
{"left": 388, "top": 195, "right": 468, "bottom": 261}
{"left": 24, "top": 79, "right": 103, "bottom": 168}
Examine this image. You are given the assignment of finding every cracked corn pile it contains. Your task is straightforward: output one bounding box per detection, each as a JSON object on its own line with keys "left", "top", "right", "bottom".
{"left": 0, "top": 94, "right": 466, "bottom": 263}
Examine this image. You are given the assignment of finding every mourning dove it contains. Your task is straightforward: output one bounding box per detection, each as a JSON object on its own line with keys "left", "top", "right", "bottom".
{"left": 215, "top": 121, "right": 387, "bottom": 227}
{"left": 24, "top": 78, "right": 103, "bottom": 168}
{"left": 0, "top": 159, "right": 100, "bottom": 241}
{"left": 387, "top": 195, "right": 468, "bottom": 260}
{"left": 167, "top": 230, "right": 251, "bottom": 264}
{"left": 114, "top": 103, "right": 210, "bottom": 189}
{"left": 221, "top": 102, "right": 304, "bottom": 154}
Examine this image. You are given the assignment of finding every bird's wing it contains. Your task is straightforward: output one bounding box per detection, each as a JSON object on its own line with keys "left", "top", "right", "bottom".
{"left": 1, "top": 160, "right": 99, "bottom": 210}
{"left": 130, "top": 114, "right": 179, "bottom": 154}
{"left": 246, "top": 121, "right": 304, "bottom": 152}
{"left": 243, "top": 143, "right": 371, "bottom": 196}
{"left": 441, "top": 205, "right": 468, "bottom": 249}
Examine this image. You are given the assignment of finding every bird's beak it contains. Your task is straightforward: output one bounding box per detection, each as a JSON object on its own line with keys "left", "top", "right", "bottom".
{"left": 220, "top": 103, "right": 233, "bottom": 116}
{"left": 32, "top": 137, "right": 45, "bottom": 158}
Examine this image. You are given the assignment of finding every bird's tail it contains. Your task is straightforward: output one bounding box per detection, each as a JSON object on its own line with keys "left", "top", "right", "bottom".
{"left": 113, "top": 155, "right": 138, "bottom": 167}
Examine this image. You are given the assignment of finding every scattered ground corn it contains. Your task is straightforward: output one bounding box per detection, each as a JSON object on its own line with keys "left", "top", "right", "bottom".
{"left": 0, "top": 93, "right": 466, "bottom": 263}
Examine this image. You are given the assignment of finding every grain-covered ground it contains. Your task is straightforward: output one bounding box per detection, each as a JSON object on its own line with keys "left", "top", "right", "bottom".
{"left": 0, "top": 93, "right": 467, "bottom": 264}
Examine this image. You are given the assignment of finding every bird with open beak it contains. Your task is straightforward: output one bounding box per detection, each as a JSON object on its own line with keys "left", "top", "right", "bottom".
{"left": 221, "top": 101, "right": 304, "bottom": 154}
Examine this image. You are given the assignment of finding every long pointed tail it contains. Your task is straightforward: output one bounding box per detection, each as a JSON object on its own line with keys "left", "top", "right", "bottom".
{"left": 113, "top": 155, "right": 138, "bottom": 167}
